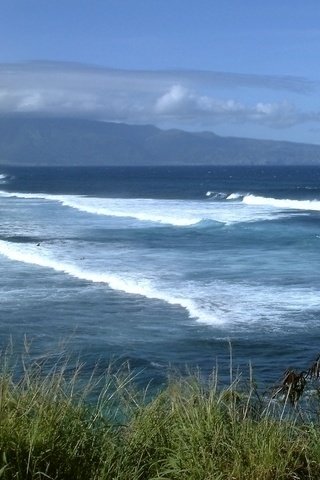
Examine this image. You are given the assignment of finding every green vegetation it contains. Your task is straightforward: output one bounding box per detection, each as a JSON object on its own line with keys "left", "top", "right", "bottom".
{"left": 1, "top": 350, "right": 320, "bottom": 479}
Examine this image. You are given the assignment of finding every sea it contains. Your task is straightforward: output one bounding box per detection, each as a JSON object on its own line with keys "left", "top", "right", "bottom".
{"left": 0, "top": 165, "right": 320, "bottom": 388}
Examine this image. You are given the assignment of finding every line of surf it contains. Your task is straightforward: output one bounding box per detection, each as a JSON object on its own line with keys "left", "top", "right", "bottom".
{"left": 206, "top": 191, "right": 244, "bottom": 201}
{"left": 0, "top": 191, "right": 203, "bottom": 227}
{"left": 0, "top": 240, "right": 222, "bottom": 324}
{"left": 0, "top": 190, "right": 255, "bottom": 226}
{"left": 242, "top": 194, "right": 320, "bottom": 211}
{"left": 0, "top": 189, "right": 302, "bottom": 226}
{"left": 206, "top": 190, "right": 320, "bottom": 211}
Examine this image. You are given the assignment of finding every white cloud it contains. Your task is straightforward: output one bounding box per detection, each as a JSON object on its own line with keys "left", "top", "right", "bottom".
{"left": 154, "top": 85, "right": 243, "bottom": 116}
{"left": 155, "top": 85, "right": 189, "bottom": 113}
{"left": 0, "top": 62, "right": 318, "bottom": 130}
{"left": 153, "top": 85, "right": 316, "bottom": 128}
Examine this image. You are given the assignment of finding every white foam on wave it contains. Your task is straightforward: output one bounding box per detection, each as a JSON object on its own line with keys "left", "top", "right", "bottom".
{"left": 64, "top": 197, "right": 202, "bottom": 226}
{"left": 0, "top": 239, "right": 319, "bottom": 330}
{"left": 1, "top": 239, "right": 318, "bottom": 330}
{"left": 205, "top": 191, "right": 227, "bottom": 199}
{"left": 0, "top": 191, "right": 202, "bottom": 226}
{"left": 0, "top": 190, "right": 293, "bottom": 226}
{"left": 188, "top": 280, "right": 320, "bottom": 330}
{"left": 0, "top": 240, "right": 222, "bottom": 325}
{"left": 0, "top": 174, "right": 9, "bottom": 184}
{"left": 0, "top": 191, "right": 57, "bottom": 201}
{"left": 243, "top": 194, "right": 320, "bottom": 211}
{"left": 226, "top": 192, "right": 243, "bottom": 200}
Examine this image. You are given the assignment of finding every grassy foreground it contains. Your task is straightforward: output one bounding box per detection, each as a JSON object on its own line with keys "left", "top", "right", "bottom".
{"left": 1, "top": 352, "right": 320, "bottom": 479}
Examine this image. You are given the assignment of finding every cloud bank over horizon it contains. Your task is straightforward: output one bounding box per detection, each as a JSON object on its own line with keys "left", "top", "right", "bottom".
{"left": 0, "top": 62, "right": 319, "bottom": 138}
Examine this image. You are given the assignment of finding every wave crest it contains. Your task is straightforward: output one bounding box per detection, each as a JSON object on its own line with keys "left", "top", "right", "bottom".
{"left": 0, "top": 173, "right": 10, "bottom": 184}
{"left": 0, "top": 189, "right": 307, "bottom": 226}
{"left": 0, "top": 240, "right": 222, "bottom": 324}
{"left": 243, "top": 194, "right": 320, "bottom": 211}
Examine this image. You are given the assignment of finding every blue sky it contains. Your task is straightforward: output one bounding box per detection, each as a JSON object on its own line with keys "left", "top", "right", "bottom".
{"left": 0, "top": 0, "right": 319, "bottom": 143}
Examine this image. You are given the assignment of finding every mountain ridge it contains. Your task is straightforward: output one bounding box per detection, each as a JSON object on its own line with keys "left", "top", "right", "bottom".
{"left": 0, "top": 117, "right": 319, "bottom": 166}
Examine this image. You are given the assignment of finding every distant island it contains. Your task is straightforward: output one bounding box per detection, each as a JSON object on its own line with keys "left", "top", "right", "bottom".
{"left": 0, "top": 116, "right": 320, "bottom": 166}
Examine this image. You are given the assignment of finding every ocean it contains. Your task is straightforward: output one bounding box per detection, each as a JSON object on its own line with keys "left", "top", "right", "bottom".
{"left": 0, "top": 165, "right": 320, "bottom": 387}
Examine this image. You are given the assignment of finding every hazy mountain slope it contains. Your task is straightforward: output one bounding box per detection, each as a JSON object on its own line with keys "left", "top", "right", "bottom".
{"left": 0, "top": 117, "right": 319, "bottom": 166}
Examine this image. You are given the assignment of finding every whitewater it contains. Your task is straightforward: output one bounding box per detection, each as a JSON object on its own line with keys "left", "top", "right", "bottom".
{"left": 0, "top": 189, "right": 306, "bottom": 225}
{"left": 0, "top": 165, "right": 320, "bottom": 384}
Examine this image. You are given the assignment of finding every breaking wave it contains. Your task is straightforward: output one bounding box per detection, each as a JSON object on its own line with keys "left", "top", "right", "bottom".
{"left": 0, "top": 239, "right": 319, "bottom": 329}
{"left": 242, "top": 194, "right": 320, "bottom": 211}
{"left": 205, "top": 190, "right": 320, "bottom": 212}
{"left": 0, "top": 190, "right": 294, "bottom": 226}
{"left": 206, "top": 191, "right": 244, "bottom": 201}
{"left": 0, "top": 240, "right": 221, "bottom": 324}
{"left": 0, "top": 174, "right": 10, "bottom": 184}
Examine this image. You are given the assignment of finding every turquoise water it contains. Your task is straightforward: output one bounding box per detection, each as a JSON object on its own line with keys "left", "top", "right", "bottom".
{"left": 0, "top": 166, "right": 320, "bottom": 385}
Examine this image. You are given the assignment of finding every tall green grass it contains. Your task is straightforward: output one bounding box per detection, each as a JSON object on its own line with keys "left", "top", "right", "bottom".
{"left": 1, "top": 349, "right": 320, "bottom": 479}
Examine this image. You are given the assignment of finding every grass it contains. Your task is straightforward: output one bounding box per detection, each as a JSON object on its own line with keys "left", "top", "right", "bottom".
{"left": 1, "top": 348, "right": 320, "bottom": 479}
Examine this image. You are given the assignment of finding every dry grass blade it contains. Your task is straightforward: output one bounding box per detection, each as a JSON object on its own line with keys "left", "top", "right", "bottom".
{"left": 279, "top": 370, "right": 307, "bottom": 406}
{"left": 307, "top": 355, "right": 320, "bottom": 380}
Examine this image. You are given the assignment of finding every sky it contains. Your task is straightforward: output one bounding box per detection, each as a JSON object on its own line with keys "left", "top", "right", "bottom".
{"left": 0, "top": 0, "right": 319, "bottom": 144}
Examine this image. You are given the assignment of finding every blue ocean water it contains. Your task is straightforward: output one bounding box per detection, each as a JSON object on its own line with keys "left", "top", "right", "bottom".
{"left": 0, "top": 165, "right": 320, "bottom": 386}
